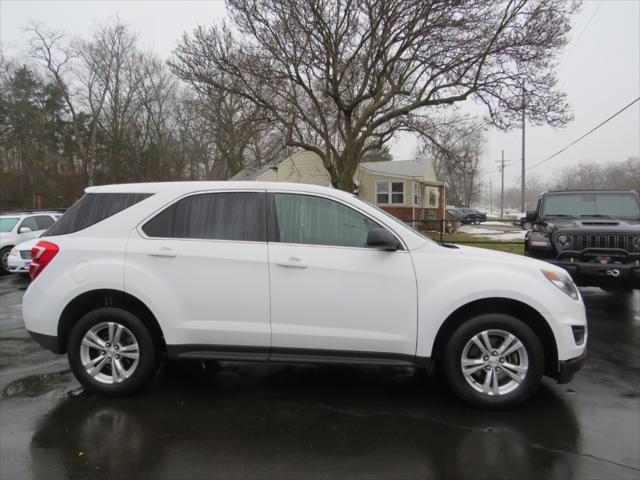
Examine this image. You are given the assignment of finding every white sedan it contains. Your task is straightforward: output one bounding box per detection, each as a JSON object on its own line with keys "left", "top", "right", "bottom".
{"left": 7, "top": 238, "right": 39, "bottom": 274}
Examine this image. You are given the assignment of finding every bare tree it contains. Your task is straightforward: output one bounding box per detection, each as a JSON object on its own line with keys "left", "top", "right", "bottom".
{"left": 555, "top": 158, "right": 640, "bottom": 194}
{"left": 172, "top": 39, "right": 288, "bottom": 179}
{"left": 421, "top": 119, "right": 486, "bottom": 207}
{"left": 171, "top": 0, "right": 577, "bottom": 191}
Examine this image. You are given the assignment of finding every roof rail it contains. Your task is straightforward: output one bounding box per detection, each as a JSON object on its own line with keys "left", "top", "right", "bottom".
{"left": 0, "top": 208, "right": 67, "bottom": 215}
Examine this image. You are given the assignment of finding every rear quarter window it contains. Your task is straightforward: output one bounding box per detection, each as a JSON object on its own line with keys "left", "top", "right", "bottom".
{"left": 46, "top": 193, "right": 152, "bottom": 236}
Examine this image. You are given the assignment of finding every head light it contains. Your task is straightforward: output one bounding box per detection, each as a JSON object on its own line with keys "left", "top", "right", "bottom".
{"left": 555, "top": 234, "right": 571, "bottom": 249}
{"left": 542, "top": 269, "right": 579, "bottom": 301}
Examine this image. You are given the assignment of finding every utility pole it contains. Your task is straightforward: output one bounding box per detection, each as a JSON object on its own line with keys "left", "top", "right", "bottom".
{"left": 521, "top": 80, "right": 526, "bottom": 212}
{"left": 500, "top": 150, "right": 505, "bottom": 219}
{"left": 496, "top": 150, "right": 506, "bottom": 219}
{"left": 489, "top": 178, "right": 493, "bottom": 214}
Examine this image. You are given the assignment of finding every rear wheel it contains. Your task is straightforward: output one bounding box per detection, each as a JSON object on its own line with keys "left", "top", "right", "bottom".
{"left": 68, "top": 307, "right": 159, "bottom": 396}
{"left": 442, "top": 314, "right": 545, "bottom": 409}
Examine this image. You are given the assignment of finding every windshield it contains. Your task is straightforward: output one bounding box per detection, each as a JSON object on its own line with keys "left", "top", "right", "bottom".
{"left": 0, "top": 217, "right": 19, "bottom": 233}
{"left": 541, "top": 193, "right": 640, "bottom": 219}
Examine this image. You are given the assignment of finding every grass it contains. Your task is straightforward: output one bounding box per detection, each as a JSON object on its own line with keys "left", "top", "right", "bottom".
{"left": 426, "top": 231, "right": 525, "bottom": 255}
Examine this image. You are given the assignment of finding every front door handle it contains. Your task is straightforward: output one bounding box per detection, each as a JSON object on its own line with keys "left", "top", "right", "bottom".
{"left": 147, "top": 247, "right": 177, "bottom": 258}
{"left": 276, "top": 257, "right": 307, "bottom": 269}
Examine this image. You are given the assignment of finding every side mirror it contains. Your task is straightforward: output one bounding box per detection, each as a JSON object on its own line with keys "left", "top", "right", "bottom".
{"left": 18, "top": 226, "right": 32, "bottom": 234}
{"left": 525, "top": 202, "right": 538, "bottom": 222}
{"left": 367, "top": 228, "right": 400, "bottom": 251}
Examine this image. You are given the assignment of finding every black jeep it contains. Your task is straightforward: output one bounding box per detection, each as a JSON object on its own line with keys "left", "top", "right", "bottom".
{"left": 524, "top": 190, "right": 640, "bottom": 290}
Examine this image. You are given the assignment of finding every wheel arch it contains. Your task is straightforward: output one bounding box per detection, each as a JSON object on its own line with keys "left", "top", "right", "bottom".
{"left": 431, "top": 297, "right": 558, "bottom": 378}
{"left": 57, "top": 289, "right": 165, "bottom": 354}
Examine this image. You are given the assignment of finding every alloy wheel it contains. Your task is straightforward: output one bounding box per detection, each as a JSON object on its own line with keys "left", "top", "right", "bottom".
{"left": 79, "top": 322, "right": 140, "bottom": 384}
{"left": 460, "top": 329, "right": 529, "bottom": 396}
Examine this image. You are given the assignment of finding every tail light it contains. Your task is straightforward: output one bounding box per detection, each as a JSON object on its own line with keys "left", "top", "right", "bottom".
{"left": 30, "top": 241, "right": 59, "bottom": 281}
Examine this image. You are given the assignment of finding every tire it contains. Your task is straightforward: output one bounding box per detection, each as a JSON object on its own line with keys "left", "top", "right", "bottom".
{"left": 442, "top": 313, "right": 544, "bottom": 409}
{"left": 67, "top": 307, "right": 159, "bottom": 396}
{"left": 0, "top": 246, "right": 12, "bottom": 275}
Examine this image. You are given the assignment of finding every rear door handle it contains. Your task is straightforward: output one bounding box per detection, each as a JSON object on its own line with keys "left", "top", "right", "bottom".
{"left": 147, "top": 247, "right": 177, "bottom": 258}
{"left": 276, "top": 257, "right": 307, "bottom": 269}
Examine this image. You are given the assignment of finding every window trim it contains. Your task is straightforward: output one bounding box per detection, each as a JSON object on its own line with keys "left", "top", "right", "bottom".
{"left": 375, "top": 180, "right": 405, "bottom": 206}
{"left": 266, "top": 190, "right": 406, "bottom": 251}
{"left": 137, "top": 189, "right": 269, "bottom": 244}
{"left": 414, "top": 181, "right": 421, "bottom": 207}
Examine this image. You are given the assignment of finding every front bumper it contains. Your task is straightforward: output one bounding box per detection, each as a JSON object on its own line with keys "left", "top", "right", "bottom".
{"left": 556, "top": 352, "right": 586, "bottom": 384}
{"left": 550, "top": 259, "right": 640, "bottom": 289}
{"left": 7, "top": 253, "right": 30, "bottom": 273}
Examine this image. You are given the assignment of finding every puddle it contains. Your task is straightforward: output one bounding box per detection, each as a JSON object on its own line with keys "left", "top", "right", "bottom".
{"left": 1, "top": 369, "right": 73, "bottom": 399}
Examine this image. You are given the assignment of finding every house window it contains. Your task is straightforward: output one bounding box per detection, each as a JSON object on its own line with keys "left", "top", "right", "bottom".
{"left": 427, "top": 187, "right": 439, "bottom": 208}
{"left": 375, "top": 181, "right": 389, "bottom": 204}
{"left": 376, "top": 181, "right": 405, "bottom": 204}
{"left": 391, "top": 182, "right": 404, "bottom": 204}
{"left": 414, "top": 182, "right": 421, "bottom": 207}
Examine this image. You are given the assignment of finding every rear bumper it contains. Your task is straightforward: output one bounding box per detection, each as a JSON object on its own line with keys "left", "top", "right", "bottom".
{"left": 556, "top": 352, "right": 586, "bottom": 384}
{"left": 28, "top": 331, "right": 63, "bottom": 354}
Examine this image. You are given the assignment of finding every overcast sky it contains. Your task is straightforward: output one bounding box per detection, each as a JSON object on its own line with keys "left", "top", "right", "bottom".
{"left": 2, "top": 0, "right": 639, "bottom": 190}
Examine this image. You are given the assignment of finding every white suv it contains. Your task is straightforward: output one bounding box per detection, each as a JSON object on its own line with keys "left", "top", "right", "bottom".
{"left": 23, "top": 182, "right": 587, "bottom": 408}
{"left": 0, "top": 212, "right": 61, "bottom": 274}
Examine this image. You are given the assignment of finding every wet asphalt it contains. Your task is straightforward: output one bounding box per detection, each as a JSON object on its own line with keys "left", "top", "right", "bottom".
{"left": 0, "top": 275, "right": 638, "bottom": 480}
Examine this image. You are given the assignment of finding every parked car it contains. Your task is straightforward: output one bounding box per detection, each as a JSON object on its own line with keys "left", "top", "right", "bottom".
{"left": 447, "top": 208, "right": 473, "bottom": 225}
{"left": 464, "top": 208, "right": 488, "bottom": 223}
{"left": 7, "top": 237, "right": 40, "bottom": 274}
{"left": 0, "top": 211, "right": 63, "bottom": 274}
{"left": 525, "top": 190, "right": 640, "bottom": 291}
{"left": 23, "top": 182, "right": 586, "bottom": 408}
{"left": 447, "top": 208, "right": 487, "bottom": 225}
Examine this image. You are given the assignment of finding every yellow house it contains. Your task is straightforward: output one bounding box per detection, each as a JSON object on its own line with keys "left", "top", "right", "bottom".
{"left": 231, "top": 150, "right": 445, "bottom": 222}
{"left": 355, "top": 159, "right": 446, "bottom": 221}
{"left": 231, "top": 150, "right": 331, "bottom": 186}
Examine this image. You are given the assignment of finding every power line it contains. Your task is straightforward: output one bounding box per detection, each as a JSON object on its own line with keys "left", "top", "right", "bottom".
{"left": 527, "top": 96, "right": 640, "bottom": 172}
{"left": 558, "top": 0, "right": 604, "bottom": 71}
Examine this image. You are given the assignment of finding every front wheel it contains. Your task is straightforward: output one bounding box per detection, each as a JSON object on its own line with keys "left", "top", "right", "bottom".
{"left": 442, "top": 314, "right": 545, "bottom": 409}
{"left": 0, "top": 246, "right": 12, "bottom": 275}
{"left": 68, "top": 307, "right": 159, "bottom": 396}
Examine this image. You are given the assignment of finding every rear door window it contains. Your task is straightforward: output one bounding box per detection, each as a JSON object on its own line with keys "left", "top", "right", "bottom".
{"left": 46, "top": 193, "right": 152, "bottom": 236}
{"left": 34, "top": 216, "right": 55, "bottom": 230}
{"left": 143, "top": 192, "right": 266, "bottom": 242}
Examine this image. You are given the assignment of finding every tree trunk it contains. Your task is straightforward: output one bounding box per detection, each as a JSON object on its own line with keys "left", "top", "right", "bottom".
{"left": 334, "top": 149, "right": 359, "bottom": 193}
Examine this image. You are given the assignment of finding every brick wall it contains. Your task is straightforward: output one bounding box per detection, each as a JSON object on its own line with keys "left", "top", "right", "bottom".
{"left": 381, "top": 206, "right": 421, "bottom": 221}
